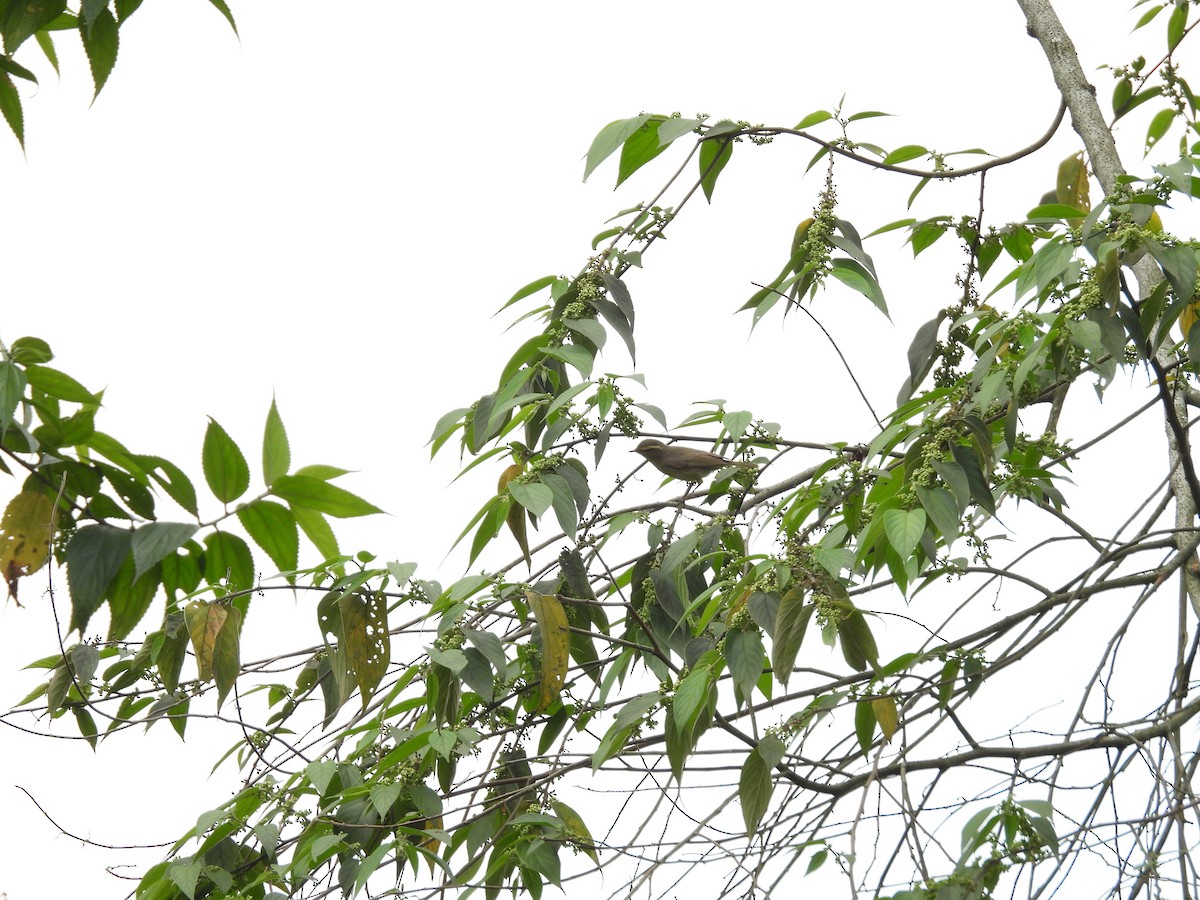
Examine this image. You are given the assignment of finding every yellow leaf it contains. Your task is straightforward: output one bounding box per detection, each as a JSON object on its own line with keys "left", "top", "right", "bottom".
{"left": 1055, "top": 151, "right": 1089, "bottom": 222}
{"left": 871, "top": 695, "right": 899, "bottom": 742}
{"left": 526, "top": 589, "right": 570, "bottom": 709}
{"left": 1179, "top": 290, "right": 1200, "bottom": 340}
{"left": 0, "top": 491, "right": 56, "bottom": 602}
{"left": 339, "top": 589, "right": 390, "bottom": 707}
{"left": 185, "top": 600, "right": 228, "bottom": 683}
{"left": 499, "top": 462, "right": 530, "bottom": 565}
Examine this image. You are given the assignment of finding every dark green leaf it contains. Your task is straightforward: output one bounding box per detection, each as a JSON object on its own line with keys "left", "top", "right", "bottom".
{"left": 854, "top": 699, "right": 876, "bottom": 754}
{"left": 79, "top": 7, "right": 118, "bottom": 98}
{"left": 203, "top": 531, "right": 254, "bottom": 593}
{"left": 0, "top": 0, "right": 65, "bottom": 53}
{"left": 838, "top": 607, "right": 880, "bottom": 671}
{"left": 725, "top": 628, "right": 764, "bottom": 702}
{"left": 540, "top": 471, "right": 577, "bottom": 539}
{"left": 699, "top": 138, "right": 732, "bottom": 203}
{"left": 949, "top": 444, "right": 996, "bottom": 515}
{"left": 106, "top": 556, "right": 159, "bottom": 641}
{"left": 66, "top": 524, "right": 131, "bottom": 633}
{"left": 130, "top": 522, "right": 198, "bottom": 581}
{"left": 771, "top": 588, "right": 812, "bottom": 686}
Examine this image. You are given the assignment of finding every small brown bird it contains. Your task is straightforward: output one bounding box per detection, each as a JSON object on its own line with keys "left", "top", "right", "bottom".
{"left": 633, "top": 438, "right": 756, "bottom": 482}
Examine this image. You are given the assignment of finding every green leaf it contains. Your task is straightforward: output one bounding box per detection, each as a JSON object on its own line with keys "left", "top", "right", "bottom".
{"left": 0, "top": 70, "right": 22, "bottom": 148}
{"left": 830, "top": 258, "right": 888, "bottom": 317}
{"left": 499, "top": 274, "right": 557, "bottom": 312}
{"left": 1145, "top": 107, "right": 1175, "bottom": 152}
{"left": 203, "top": 531, "right": 254, "bottom": 592}
{"left": 915, "top": 485, "right": 959, "bottom": 540}
{"left": 771, "top": 587, "right": 812, "bottom": 687}
{"left": 883, "top": 144, "right": 928, "bottom": 165}
{"left": 24, "top": 364, "right": 96, "bottom": 403}
{"left": 105, "top": 555, "right": 159, "bottom": 641}
{"left": 583, "top": 114, "right": 652, "bottom": 182}
{"left": 293, "top": 505, "right": 339, "bottom": 560}
{"left": 262, "top": 398, "right": 290, "bottom": 487}
{"left": 854, "top": 699, "right": 876, "bottom": 754}
{"left": 138, "top": 454, "right": 199, "bottom": 515}
{"left": 66, "top": 524, "right": 131, "bottom": 633}
{"left": 837, "top": 606, "right": 880, "bottom": 671}
{"left": 237, "top": 500, "right": 299, "bottom": 574}
{"left": 78, "top": 6, "right": 118, "bottom": 98}
{"left": 131, "top": 522, "right": 198, "bottom": 581}
{"left": 883, "top": 508, "right": 925, "bottom": 559}
{"left": 672, "top": 666, "right": 711, "bottom": 732}
{"left": 202, "top": 419, "right": 250, "bottom": 504}
{"left": 550, "top": 799, "right": 598, "bottom": 863}
{"left": 541, "top": 342, "right": 593, "bottom": 379}
{"left": 212, "top": 604, "right": 242, "bottom": 709}
{"left": 34, "top": 30, "right": 58, "bottom": 74}
{"left": 725, "top": 628, "right": 764, "bottom": 702}
{"left": 0, "top": 0, "right": 65, "bottom": 54}
{"left": 1147, "top": 239, "right": 1198, "bottom": 301}
{"left": 204, "top": 0, "right": 237, "bottom": 33}
{"left": 509, "top": 481, "right": 553, "bottom": 517}
{"left": 1026, "top": 203, "right": 1089, "bottom": 221}
{"left": 270, "top": 474, "right": 382, "bottom": 518}
{"left": 795, "top": 109, "right": 833, "bottom": 128}
{"left": 739, "top": 734, "right": 786, "bottom": 835}
{"left": 1168, "top": 0, "right": 1187, "bottom": 49}
{"left": 617, "top": 115, "right": 669, "bottom": 186}
{"left": 530, "top": 473, "right": 571, "bottom": 540}
{"left": 0, "top": 360, "right": 27, "bottom": 430}
{"left": 699, "top": 137, "right": 733, "bottom": 202}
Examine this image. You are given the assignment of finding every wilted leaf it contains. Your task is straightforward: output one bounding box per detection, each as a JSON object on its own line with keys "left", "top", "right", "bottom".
{"left": 0, "top": 490, "right": 55, "bottom": 600}
{"left": 339, "top": 589, "right": 390, "bottom": 708}
{"left": 185, "top": 600, "right": 229, "bottom": 683}
{"left": 527, "top": 589, "right": 570, "bottom": 709}
{"left": 871, "top": 695, "right": 899, "bottom": 742}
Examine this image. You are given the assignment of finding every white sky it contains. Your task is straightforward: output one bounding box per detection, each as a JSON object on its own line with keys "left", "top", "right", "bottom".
{"left": 0, "top": 2, "right": 1192, "bottom": 897}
